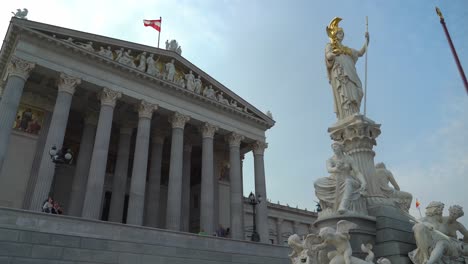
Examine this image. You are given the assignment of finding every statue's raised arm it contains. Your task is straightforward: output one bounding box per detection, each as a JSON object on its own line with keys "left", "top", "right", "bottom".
{"left": 325, "top": 17, "right": 366, "bottom": 120}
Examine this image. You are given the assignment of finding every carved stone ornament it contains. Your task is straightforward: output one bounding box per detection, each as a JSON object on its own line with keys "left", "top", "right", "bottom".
{"left": 137, "top": 100, "right": 158, "bottom": 119}
{"left": 252, "top": 141, "right": 268, "bottom": 155}
{"left": 99, "top": 87, "right": 122, "bottom": 107}
{"left": 169, "top": 112, "right": 190, "bottom": 129}
{"left": 7, "top": 56, "right": 35, "bottom": 81}
{"left": 226, "top": 132, "right": 244, "bottom": 148}
{"left": 200, "top": 123, "right": 218, "bottom": 138}
{"left": 57, "top": 72, "right": 81, "bottom": 95}
{"left": 84, "top": 111, "right": 99, "bottom": 126}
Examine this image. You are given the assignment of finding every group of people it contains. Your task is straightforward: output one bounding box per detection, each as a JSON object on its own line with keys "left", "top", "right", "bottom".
{"left": 41, "top": 197, "right": 63, "bottom": 215}
{"left": 198, "top": 225, "right": 230, "bottom": 238}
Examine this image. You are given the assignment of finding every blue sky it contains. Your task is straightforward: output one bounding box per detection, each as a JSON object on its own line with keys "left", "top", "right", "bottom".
{"left": 3, "top": 0, "right": 467, "bottom": 227}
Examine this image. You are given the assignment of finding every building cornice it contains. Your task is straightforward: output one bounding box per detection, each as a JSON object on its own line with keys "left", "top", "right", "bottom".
{"left": 2, "top": 18, "right": 275, "bottom": 131}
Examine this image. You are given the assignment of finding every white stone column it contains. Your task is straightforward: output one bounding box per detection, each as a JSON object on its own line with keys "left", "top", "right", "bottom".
{"left": 108, "top": 125, "right": 133, "bottom": 223}
{"left": 0, "top": 57, "right": 35, "bottom": 174}
{"left": 226, "top": 132, "right": 244, "bottom": 240}
{"left": 29, "top": 73, "right": 81, "bottom": 210}
{"left": 144, "top": 131, "right": 165, "bottom": 227}
{"left": 181, "top": 142, "right": 192, "bottom": 232}
{"left": 82, "top": 88, "right": 121, "bottom": 219}
{"left": 292, "top": 221, "right": 298, "bottom": 234}
{"left": 276, "top": 218, "right": 283, "bottom": 245}
{"left": 67, "top": 112, "right": 98, "bottom": 216}
{"left": 200, "top": 123, "right": 218, "bottom": 234}
{"left": 166, "top": 112, "right": 190, "bottom": 231}
{"left": 252, "top": 141, "right": 269, "bottom": 243}
{"left": 127, "top": 101, "right": 157, "bottom": 225}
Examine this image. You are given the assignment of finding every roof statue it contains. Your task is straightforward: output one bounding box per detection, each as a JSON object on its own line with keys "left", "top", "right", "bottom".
{"left": 12, "top": 8, "right": 28, "bottom": 19}
{"left": 165, "top": 39, "right": 182, "bottom": 55}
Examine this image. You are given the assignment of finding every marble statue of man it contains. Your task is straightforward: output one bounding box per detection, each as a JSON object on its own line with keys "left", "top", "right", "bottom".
{"left": 375, "top": 162, "right": 413, "bottom": 212}
{"left": 137, "top": 52, "right": 147, "bottom": 72}
{"left": 146, "top": 54, "right": 160, "bottom": 77}
{"left": 203, "top": 85, "right": 216, "bottom": 100}
{"left": 325, "top": 17, "right": 369, "bottom": 120}
{"left": 409, "top": 202, "right": 468, "bottom": 264}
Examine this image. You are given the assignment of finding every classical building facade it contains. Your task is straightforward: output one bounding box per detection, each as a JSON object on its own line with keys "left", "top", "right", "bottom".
{"left": 0, "top": 18, "right": 316, "bottom": 245}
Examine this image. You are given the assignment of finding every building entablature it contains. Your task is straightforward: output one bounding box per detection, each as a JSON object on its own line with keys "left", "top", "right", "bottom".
{"left": 0, "top": 18, "right": 274, "bottom": 142}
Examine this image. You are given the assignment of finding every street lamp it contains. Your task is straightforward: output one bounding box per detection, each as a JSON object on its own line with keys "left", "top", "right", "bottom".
{"left": 49, "top": 145, "right": 73, "bottom": 164}
{"left": 248, "top": 191, "right": 262, "bottom": 242}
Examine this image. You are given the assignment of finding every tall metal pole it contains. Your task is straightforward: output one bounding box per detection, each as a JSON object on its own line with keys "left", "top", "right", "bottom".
{"left": 364, "top": 16, "right": 369, "bottom": 116}
{"left": 157, "top": 17, "right": 161, "bottom": 48}
{"left": 436, "top": 7, "right": 468, "bottom": 94}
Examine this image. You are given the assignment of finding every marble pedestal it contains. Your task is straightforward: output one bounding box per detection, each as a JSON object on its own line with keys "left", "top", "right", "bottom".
{"left": 314, "top": 214, "right": 376, "bottom": 259}
{"left": 368, "top": 205, "right": 416, "bottom": 264}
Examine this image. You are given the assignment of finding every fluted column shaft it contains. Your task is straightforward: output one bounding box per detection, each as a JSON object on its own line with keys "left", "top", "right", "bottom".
{"left": 30, "top": 73, "right": 81, "bottom": 210}
{"left": 181, "top": 143, "right": 192, "bottom": 232}
{"left": 67, "top": 114, "right": 97, "bottom": 216}
{"left": 0, "top": 57, "right": 35, "bottom": 174}
{"left": 144, "top": 133, "right": 165, "bottom": 227}
{"left": 108, "top": 127, "right": 133, "bottom": 222}
{"left": 166, "top": 112, "right": 190, "bottom": 231}
{"left": 276, "top": 218, "right": 283, "bottom": 245}
{"left": 82, "top": 88, "right": 121, "bottom": 219}
{"left": 253, "top": 141, "right": 269, "bottom": 243}
{"left": 200, "top": 123, "right": 218, "bottom": 234}
{"left": 227, "top": 133, "right": 244, "bottom": 240}
{"left": 127, "top": 101, "right": 156, "bottom": 225}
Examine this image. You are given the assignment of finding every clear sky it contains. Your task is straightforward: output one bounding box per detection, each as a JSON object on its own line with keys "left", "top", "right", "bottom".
{"left": 3, "top": 0, "right": 467, "bottom": 227}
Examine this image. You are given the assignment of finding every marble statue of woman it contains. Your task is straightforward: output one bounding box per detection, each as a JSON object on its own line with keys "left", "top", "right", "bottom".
{"left": 194, "top": 75, "right": 203, "bottom": 94}
{"left": 203, "top": 85, "right": 216, "bottom": 100}
{"left": 137, "top": 52, "right": 147, "bottom": 72}
{"left": 325, "top": 17, "right": 369, "bottom": 120}
{"left": 165, "top": 59, "right": 176, "bottom": 82}
{"left": 185, "top": 70, "right": 195, "bottom": 91}
{"left": 314, "top": 142, "right": 367, "bottom": 215}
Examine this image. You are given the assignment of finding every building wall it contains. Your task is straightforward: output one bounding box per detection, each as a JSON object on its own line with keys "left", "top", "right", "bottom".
{"left": 0, "top": 131, "right": 38, "bottom": 208}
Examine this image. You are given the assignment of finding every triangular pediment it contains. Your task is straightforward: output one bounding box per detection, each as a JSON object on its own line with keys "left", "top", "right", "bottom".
{"left": 2, "top": 18, "right": 274, "bottom": 129}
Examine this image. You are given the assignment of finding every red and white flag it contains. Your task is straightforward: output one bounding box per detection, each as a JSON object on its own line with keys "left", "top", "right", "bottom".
{"left": 416, "top": 199, "right": 421, "bottom": 209}
{"left": 143, "top": 19, "right": 161, "bottom": 32}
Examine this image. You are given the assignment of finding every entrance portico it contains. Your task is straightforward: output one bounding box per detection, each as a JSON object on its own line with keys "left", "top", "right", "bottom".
{"left": 0, "top": 18, "right": 274, "bottom": 241}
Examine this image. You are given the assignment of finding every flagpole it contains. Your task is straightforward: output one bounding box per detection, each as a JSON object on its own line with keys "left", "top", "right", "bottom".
{"left": 417, "top": 207, "right": 422, "bottom": 218}
{"left": 436, "top": 7, "right": 468, "bottom": 94}
{"left": 364, "top": 16, "right": 369, "bottom": 117}
{"left": 157, "top": 17, "right": 161, "bottom": 48}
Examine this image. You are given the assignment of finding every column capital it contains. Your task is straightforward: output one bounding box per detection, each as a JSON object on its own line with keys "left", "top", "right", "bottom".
{"left": 100, "top": 87, "right": 122, "bottom": 107}
{"left": 84, "top": 111, "right": 99, "bottom": 126}
{"left": 200, "top": 122, "right": 218, "bottom": 138}
{"left": 226, "top": 132, "right": 244, "bottom": 148}
{"left": 252, "top": 141, "right": 268, "bottom": 155}
{"left": 7, "top": 56, "right": 35, "bottom": 81}
{"left": 169, "top": 112, "right": 190, "bottom": 129}
{"left": 137, "top": 100, "right": 158, "bottom": 119}
{"left": 57, "top": 72, "right": 81, "bottom": 95}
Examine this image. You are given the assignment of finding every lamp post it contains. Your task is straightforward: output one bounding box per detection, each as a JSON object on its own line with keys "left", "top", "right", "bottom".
{"left": 248, "top": 191, "right": 262, "bottom": 242}
{"left": 49, "top": 145, "right": 73, "bottom": 164}
{"left": 48, "top": 145, "right": 73, "bottom": 197}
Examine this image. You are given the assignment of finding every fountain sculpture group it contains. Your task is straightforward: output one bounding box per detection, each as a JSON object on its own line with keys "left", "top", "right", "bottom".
{"left": 288, "top": 17, "right": 468, "bottom": 264}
